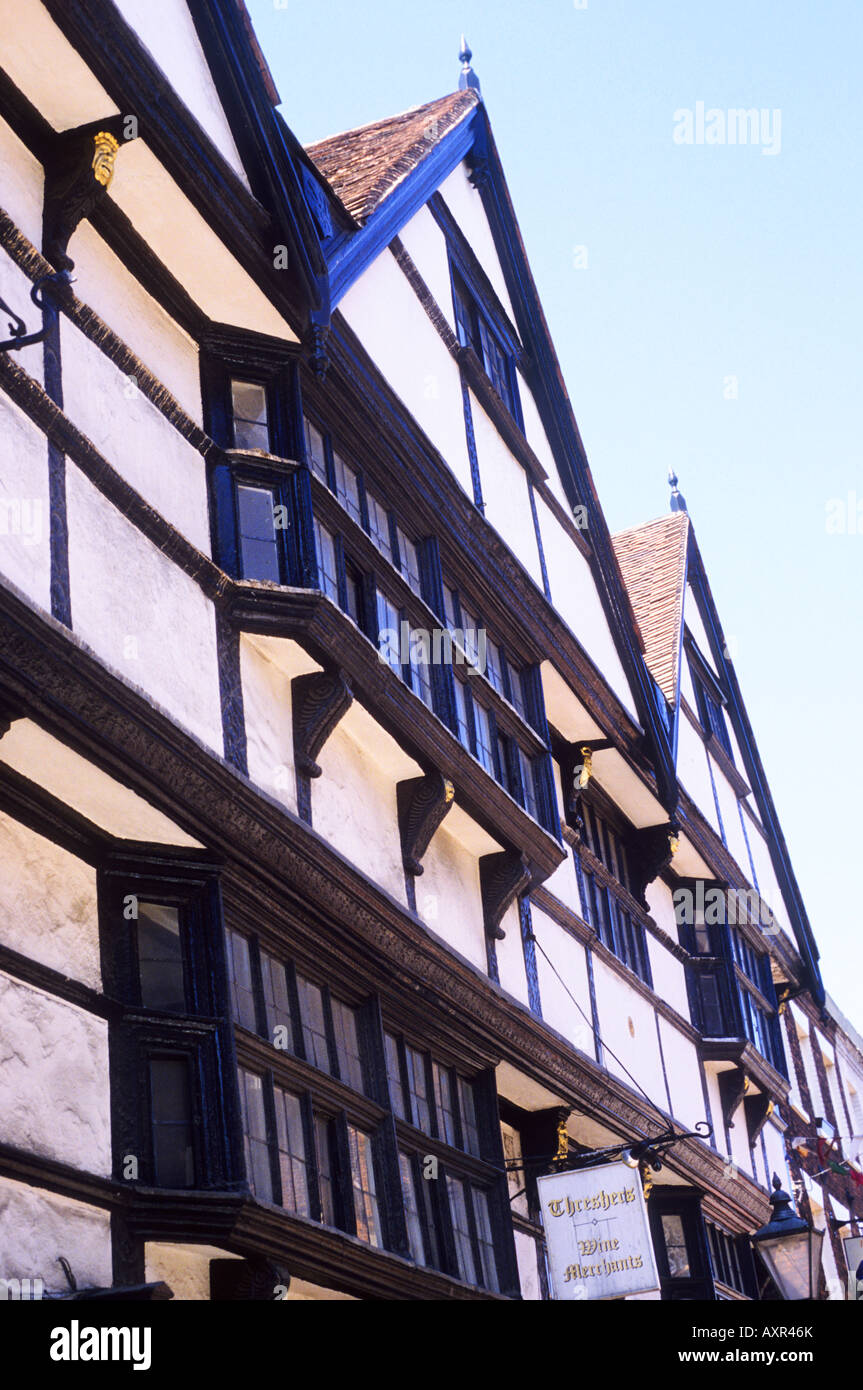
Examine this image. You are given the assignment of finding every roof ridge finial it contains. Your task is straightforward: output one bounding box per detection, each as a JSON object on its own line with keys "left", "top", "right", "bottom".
{"left": 459, "top": 36, "right": 481, "bottom": 96}
{"left": 668, "top": 469, "right": 688, "bottom": 513}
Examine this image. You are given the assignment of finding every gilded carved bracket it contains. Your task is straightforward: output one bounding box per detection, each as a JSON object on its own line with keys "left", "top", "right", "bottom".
{"left": 43, "top": 117, "right": 130, "bottom": 272}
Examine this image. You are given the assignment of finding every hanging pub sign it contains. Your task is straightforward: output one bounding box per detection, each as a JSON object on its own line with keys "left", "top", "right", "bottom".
{"left": 537, "top": 1161, "right": 660, "bottom": 1301}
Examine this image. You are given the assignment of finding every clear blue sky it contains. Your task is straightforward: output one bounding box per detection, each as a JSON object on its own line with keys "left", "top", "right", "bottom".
{"left": 248, "top": 0, "right": 862, "bottom": 1030}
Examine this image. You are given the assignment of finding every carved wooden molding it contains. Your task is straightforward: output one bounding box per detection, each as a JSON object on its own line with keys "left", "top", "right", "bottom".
{"left": 744, "top": 1092, "right": 773, "bottom": 1150}
{"left": 480, "top": 850, "right": 532, "bottom": 941}
{"left": 43, "top": 118, "right": 130, "bottom": 272}
{"left": 718, "top": 1067, "right": 748, "bottom": 1131}
{"left": 291, "top": 669, "right": 352, "bottom": 778}
{"left": 629, "top": 821, "right": 676, "bottom": 910}
{"left": 397, "top": 772, "right": 454, "bottom": 876}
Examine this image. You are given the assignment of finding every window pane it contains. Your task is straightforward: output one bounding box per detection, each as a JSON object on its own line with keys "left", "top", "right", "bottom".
{"left": 365, "top": 490, "right": 392, "bottom": 561}
{"left": 485, "top": 639, "right": 504, "bottom": 694}
{"left": 314, "top": 518, "right": 339, "bottom": 602}
{"left": 314, "top": 1115, "right": 335, "bottom": 1226}
{"left": 238, "top": 1068, "right": 272, "bottom": 1201}
{"left": 518, "top": 747, "right": 538, "bottom": 820}
{"left": 331, "top": 997, "right": 365, "bottom": 1092}
{"left": 137, "top": 903, "right": 185, "bottom": 1012}
{"left": 231, "top": 380, "right": 269, "bottom": 452}
{"left": 226, "top": 928, "right": 257, "bottom": 1032}
{"left": 458, "top": 1077, "right": 481, "bottom": 1157}
{"left": 433, "top": 1062, "right": 458, "bottom": 1147}
{"left": 459, "top": 605, "right": 479, "bottom": 667}
{"left": 443, "top": 584, "right": 459, "bottom": 634}
{"left": 150, "top": 1058, "right": 195, "bottom": 1188}
{"left": 376, "top": 591, "right": 402, "bottom": 675}
{"left": 260, "top": 949, "right": 293, "bottom": 1048}
{"left": 408, "top": 638, "right": 434, "bottom": 709}
{"left": 274, "top": 1087, "right": 311, "bottom": 1216}
{"left": 399, "top": 1152, "right": 426, "bottom": 1264}
{"left": 347, "top": 1126, "right": 382, "bottom": 1247}
{"left": 332, "top": 451, "right": 362, "bottom": 524}
{"left": 296, "top": 976, "right": 330, "bottom": 1072}
{"left": 473, "top": 700, "right": 495, "bottom": 777}
{"left": 344, "top": 564, "right": 361, "bottom": 625}
{"left": 385, "top": 1033, "right": 406, "bottom": 1118}
{"left": 304, "top": 417, "right": 328, "bottom": 483}
{"left": 661, "top": 1213, "right": 691, "bottom": 1277}
{"left": 507, "top": 663, "right": 526, "bottom": 719}
{"left": 453, "top": 678, "right": 471, "bottom": 748}
{"left": 237, "top": 485, "right": 280, "bottom": 583}
{"left": 447, "top": 1175, "right": 479, "bottom": 1285}
{"left": 471, "top": 1187, "right": 500, "bottom": 1292}
{"left": 397, "top": 529, "right": 422, "bottom": 596}
{"left": 405, "top": 1046, "right": 432, "bottom": 1133}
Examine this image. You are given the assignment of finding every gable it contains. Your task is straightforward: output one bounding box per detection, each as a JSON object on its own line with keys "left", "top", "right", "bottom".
{"left": 113, "top": 0, "right": 250, "bottom": 186}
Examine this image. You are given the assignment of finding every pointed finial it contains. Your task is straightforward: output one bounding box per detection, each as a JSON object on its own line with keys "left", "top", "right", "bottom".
{"left": 668, "top": 469, "right": 687, "bottom": 513}
{"left": 459, "top": 35, "right": 481, "bottom": 95}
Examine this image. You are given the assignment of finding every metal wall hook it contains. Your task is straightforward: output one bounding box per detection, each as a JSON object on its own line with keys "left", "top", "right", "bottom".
{"left": 0, "top": 270, "right": 72, "bottom": 352}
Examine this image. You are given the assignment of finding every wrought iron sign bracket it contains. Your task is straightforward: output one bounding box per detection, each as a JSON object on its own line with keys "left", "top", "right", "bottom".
{"left": 0, "top": 271, "right": 72, "bottom": 354}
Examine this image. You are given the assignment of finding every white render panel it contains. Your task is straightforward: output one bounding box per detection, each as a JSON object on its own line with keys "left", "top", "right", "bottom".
{"left": 709, "top": 755, "right": 750, "bottom": 880}
{"left": 60, "top": 316, "right": 211, "bottom": 553}
{"left": 0, "top": 396, "right": 51, "bottom": 611}
{"left": 535, "top": 491, "right": 637, "bottom": 718}
{"left": 593, "top": 958, "right": 666, "bottom": 1103}
{"left": 494, "top": 899, "right": 529, "bottom": 1007}
{"left": 542, "top": 764, "right": 584, "bottom": 917}
{"left": 0, "top": 719, "right": 202, "bottom": 845}
{"left": 0, "top": 811, "right": 100, "bottom": 990}
{"left": 657, "top": 1019, "right": 705, "bottom": 1132}
{"left": 312, "top": 711, "right": 413, "bottom": 907}
{"left": 0, "top": 115, "right": 46, "bottom": 385}
{"left": 645, "top": 936, "right": 690, "bottom": 1024}
{"left": 530, "top": 906, "right": 595, "bottom": 1058}
{"left": 145, "top": 1243, "right": 241, "bottom": 1301}
{"left": 397, "top": 204, "right": 457, "bottom": 333}
{"left": 239, "top": 633, "right": 322, "bottom": 818}
{"left": 469, "top": 392, "right": 544, "bottom": 589}
{"left": 0, "top": 0, "right": 119, "bottom": 131}
{"left": 439, "top": 164, "right": 518, "bottom": 326}
{"left": 518, "top": 379, "right": 571, "bottom": 512}
{"left": 514, "top": 1230, "right": 542, "bottom": 1300}
{"left": 70, "top": 222, "right": 202, "bottom": 425}
{"left": 112, "top": 0, "right": 250, "bottom": 186}
{"left": 0, "top": 1176, "right": 112, "bottom": 1291}
{"left": 338, "top": 249, "right": 474, "bottom": 497}
{"left": 66, "top": 465, "right": 223, "bottom": 754}
{"left": 684, "top": 592, "right": 716, "bottom": 667}
{"left": 0, "top": 972, "right": 111, "bottom": 1176}
{"left": 676, "top": 717, "right": 721, "bottom": 834}
{"left": 704, "top": 1067, "right": 724, "bottom": 1150}
{"left": 418, "top": 822, "right": 487, "bottom": 973}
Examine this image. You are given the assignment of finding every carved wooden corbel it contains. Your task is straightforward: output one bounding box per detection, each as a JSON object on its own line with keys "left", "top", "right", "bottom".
{"left": 291, "top": 670, "right": 352, "bottom": 778}
{"left": 628, "top": 820, "right": 678, "bottom": 910}
{"left": 397, "top": 772, "right": 454, "bottom": 877}
{"left": 43, "top": 117, "right": 130, "bottom": 272}
{"left": 718, "top": 1067, "right": 748, "bottom": 1132}
{"left": 744, "top": 1092, "right": 773, "bottom": 1149}
{"left": 479, "top": 849, "right": 532, "bottom": 941}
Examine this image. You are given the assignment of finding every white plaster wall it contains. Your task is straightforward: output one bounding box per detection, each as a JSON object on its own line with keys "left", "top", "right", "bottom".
{"left": 0, "top": 114, "right": 45, "bottom": 385}
{"left": 679, "top": 652, "right": 698, "bottom": 709}
{"left": 530, "top": 906, "right": 595, "bottom": 1058}
{"left": 60, "top": 316, "right": 210, "bottom": 553}
{"left": 684, "top": 595, "right": 716, "bottom": 668}
{"left": 743, "top": 821, "right": 787, "bottom": 932}
{"left": 494, "top": 899, "right": 529, "bottom": 1007}
{"left": 0, "top": 395, "right": 51, "bottom": 612}
{"left": 541, "top": 764, "right": 583, "bottom": 916}
{"left": 66, "top": 464, "right": 223, "bottom": 754}
{"left": 676, "top": 717, "right": 721, "bottom": 834}
{"left": 470, "top": 393, "right": 544, "bottom": 590}
{"left": 705, "top": 1067, "right": 724, "bottom": 1150}
{"left": 397, "top": 204, "right": 456, "bottom": 333}
{"left": 240, "top": 636, "right": 297, "bottom": 817}
{"left": 710, "top": 757, "right": 750, "bottom": 879}
{"left": 145, "top": 1243, "right": 241, "bottom": 1301}
{"left": 0, "top": 972, "right": 111, "bottom": 1175}
{"left": 418, "top": 822, "right": 487, "bottom": 973}
{"left": 312, "top": 712, "right": 409, "bottom": 907}
{"left": 763, "top": 1119, "right": 792, "bottom": 1191}
{"left": 70, "top": 222, "right": 202, "bottom": 425}
{"left": 534, "top": 492, "right": 637, "bottom": 719}
{"left": 112, "top": 0, "right": 250, "bottom": 187}
{"left": 518, "top": 378, "right": 571, "bottom": 512}
{"left": 0, "top": 811, "right": 100, "bottom": 990}
{"left": 514, "top": 1230, "right": 542, "bottom": 1300}
{"left": 0, "top": 1176, "right": 112, "bottom": 1291}
{"left": 725, "top": 1095, "right": 753, "bottom": 1174}
{"left": 593, "top": 959, "right": 666, "bottom": 1103}
{"left": 658, "top": 1019, "right": 705, "bottom": 1132}
{"left": 439, "top": 164, "right": 518, "bottom": 326}
{"left": 646, "top": 935, "right": 690, "bottom": 1023}
{"left": 0, "top": 0, "right": 119, "bottom": 132}
{"left": 339, "top": 249, "right": 473, "bottom": 497}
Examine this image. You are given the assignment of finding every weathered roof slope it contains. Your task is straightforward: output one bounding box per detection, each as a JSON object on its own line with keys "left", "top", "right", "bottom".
{"left": 306, "top": 89, "right": 479, "bottom": 224}
{"left": 612, "top": 512, "right": 690, "bottom": 705}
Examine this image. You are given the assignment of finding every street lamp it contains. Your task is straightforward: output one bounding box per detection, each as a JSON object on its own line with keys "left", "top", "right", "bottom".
{"left": 751, "top": 1174, "right": 824, "bottom": 1301}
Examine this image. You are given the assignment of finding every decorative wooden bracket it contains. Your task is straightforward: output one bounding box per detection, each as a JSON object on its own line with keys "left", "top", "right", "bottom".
{"left": 479, "top": 849, "right": 532, "bottom": 941}
{"left": 397, "top": 772, "right": 454, "bottom": 876}
{"left": 43, "top": 117, "right": 130, "bottom": 272}
{"left": 291, "top": 670, "right": 352, "bottom": 778}
{"left": 744, "top": 1092, "right": 774, "bottom": 1149}
{"left": 718, "top": 1067, "right": 749, "bottom": 1131}
{"left": 0, "top": 693, "right": 22, "bottom": 741}
{"left": 628, "top": 820, "right": 678, "bottom": 911}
